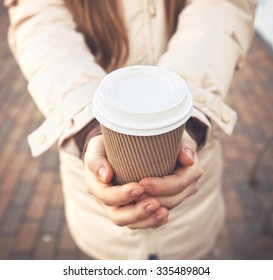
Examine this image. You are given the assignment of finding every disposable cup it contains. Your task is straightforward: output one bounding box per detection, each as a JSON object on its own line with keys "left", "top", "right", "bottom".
{"left": 92, "top": 65, "right": 192, "bottom": 184}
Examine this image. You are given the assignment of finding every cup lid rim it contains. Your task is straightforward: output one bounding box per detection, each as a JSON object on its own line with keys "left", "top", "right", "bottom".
{"left": 92, "top": 65, "right": 193, "bottom": 136}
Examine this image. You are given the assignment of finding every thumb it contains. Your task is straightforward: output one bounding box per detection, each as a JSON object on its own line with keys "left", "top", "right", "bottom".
{"left": 178, "top": 131, "right": 197, "bottom": 167}
{"left": 84, "top": 135, "right": 114, "bottom": 184}
{"left": 178, "top": 146, "right": 194, "bottom": 167}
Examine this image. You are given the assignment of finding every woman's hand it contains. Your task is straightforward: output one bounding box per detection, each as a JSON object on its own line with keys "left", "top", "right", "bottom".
{"left": 83, "top": 130, "right": 203, "bottom": 229}
{"left": 139, "top": 130, "right": 203, "bottom": 209}
{"left": 83, "top": 135, "right": 169, "bottom": 230}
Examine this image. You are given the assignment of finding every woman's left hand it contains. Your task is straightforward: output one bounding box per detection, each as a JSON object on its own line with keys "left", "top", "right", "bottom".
{"left": 138, "top": 130, "right": 203, "bottom": 210}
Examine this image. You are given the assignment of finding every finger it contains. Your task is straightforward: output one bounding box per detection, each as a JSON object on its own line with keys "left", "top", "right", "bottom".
{"left": 134, "top": 193, "right": 150, "bottom": 202}
{"left": 104, "top": 197, "right": 165, "bottom": 227}
{"left": 139, "top": 153, "right": 203, "bottom": 197}
{"left": 85, "top": 171, "right": 145, "bottom": 206}
{"left": 178, "top": 130, "right": 197, "bottom": 167}
{"left": 155, "top": 182, "right": 199, "bottom": 210}
{"left": 127, "top": 207, "right": 169, "bottom": 230}
{"left": 178, "top": 146, "right": 194, "bottom": 167}
{"left": 84, "top": 135, "right": 113, "bottom": 184}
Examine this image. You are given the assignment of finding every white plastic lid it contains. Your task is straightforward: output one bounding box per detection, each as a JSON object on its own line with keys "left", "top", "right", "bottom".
{"left": 92, "top": 65, "right": 193, "bottom": 136}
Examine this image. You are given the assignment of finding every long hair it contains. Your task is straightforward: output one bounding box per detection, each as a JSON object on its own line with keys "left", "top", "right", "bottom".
{"left": 65, "top": 0, "right": 186, "bottom": 72}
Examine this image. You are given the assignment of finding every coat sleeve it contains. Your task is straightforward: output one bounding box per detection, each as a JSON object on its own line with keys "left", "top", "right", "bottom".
{"left": 5, "top": 0, "right": 106, "bottom": 157}
{"left": 157, "top": 0, "right": 257, "bottom": 136}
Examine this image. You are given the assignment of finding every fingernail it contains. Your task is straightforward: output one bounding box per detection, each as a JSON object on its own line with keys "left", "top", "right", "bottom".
{"left": 98, "top": 166, "right": 106, "bottom": 181}
{"left": 145, "top": 204, "right": 158, "bottom": 213}
{"left": 155, "top": 214, "right": 166, "bottom": 222}
{"left": 185, "top": 147, "right": 194, "bottom": 159}
{"left": 130, "top": 189, "right": 143, "bottom": 197}
{"left": 143, "top": 185, "right": 153, "bottom": 193}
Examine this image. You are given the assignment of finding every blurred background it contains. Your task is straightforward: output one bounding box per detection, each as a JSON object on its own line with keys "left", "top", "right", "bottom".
{"left": 0, "top": 1, "right": 273, "bottom": 260}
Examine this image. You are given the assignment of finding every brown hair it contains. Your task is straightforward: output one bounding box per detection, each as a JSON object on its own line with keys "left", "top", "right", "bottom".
{"left": 65, "top": 0, "right": 186, "bottom": 72}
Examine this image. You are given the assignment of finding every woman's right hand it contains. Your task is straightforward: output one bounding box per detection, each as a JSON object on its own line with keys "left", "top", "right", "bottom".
{"left": 83, "top": 134, "right": 169, "bottom": 230}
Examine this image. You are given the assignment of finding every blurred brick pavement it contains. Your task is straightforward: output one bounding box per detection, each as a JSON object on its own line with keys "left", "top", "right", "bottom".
{"left": 1, "top": 6, "right": 273, "bottom": 260}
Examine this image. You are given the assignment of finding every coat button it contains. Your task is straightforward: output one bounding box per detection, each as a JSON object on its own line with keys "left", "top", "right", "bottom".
{"left": 221, "top": 112, "right": 230, "bottom": 123}
{"left": 36, "top": 134, "right": 47, "bottom": 145}
{"left": 55, "top": 115, "right": 64, "bottom": 126}
{"left": 194, "top": 94, "right": 207, "bottom": 104}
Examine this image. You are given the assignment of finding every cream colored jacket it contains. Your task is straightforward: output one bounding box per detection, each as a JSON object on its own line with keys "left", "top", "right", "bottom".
{"left": 6, "top": 0, "right": 256, "bottom": 259}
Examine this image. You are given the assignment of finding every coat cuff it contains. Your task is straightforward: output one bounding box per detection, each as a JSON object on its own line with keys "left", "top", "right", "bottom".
{"left": 74, "top": 118, "right": 102, "bottom": 160}
{"left": 27, "top": 83, "right": 97, "bottom": 157}
{"left": 190, "top": 86, "right": 237, "bottom": 135}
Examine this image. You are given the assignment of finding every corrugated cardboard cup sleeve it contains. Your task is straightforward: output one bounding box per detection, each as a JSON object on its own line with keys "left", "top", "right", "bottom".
{"left": 101, "top": 125, "right": 185, "bottom": 185}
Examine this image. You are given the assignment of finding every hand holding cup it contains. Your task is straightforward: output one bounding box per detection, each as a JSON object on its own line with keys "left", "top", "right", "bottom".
{"left": 84, "top": 134, "right": 169, "bottom": 230}
{"left": 83, "top": 129, "right": 202, "bottom": 229}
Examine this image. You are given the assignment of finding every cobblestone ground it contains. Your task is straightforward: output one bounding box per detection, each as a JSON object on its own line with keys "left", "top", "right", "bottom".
{"left": 1, "top": 5, "right": 273, "bottom": 260}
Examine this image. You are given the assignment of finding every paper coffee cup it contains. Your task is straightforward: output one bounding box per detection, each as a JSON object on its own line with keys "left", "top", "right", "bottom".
{"left": 92, "top": 65, "right": 193, "bottom": 185}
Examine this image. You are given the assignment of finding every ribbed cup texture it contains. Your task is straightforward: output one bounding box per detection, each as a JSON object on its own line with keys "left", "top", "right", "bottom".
{"left": 101, "top": 125, "right": 185, "bottom": 185}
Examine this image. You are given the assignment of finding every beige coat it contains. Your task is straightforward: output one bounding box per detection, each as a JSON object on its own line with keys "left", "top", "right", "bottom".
{"left": 6, "top": 0, "right": 256, "bottom": 259}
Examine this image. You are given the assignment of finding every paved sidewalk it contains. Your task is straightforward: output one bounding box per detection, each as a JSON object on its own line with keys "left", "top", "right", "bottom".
{"left": 1, "top": 6, "right": 273, "bottom": 260}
